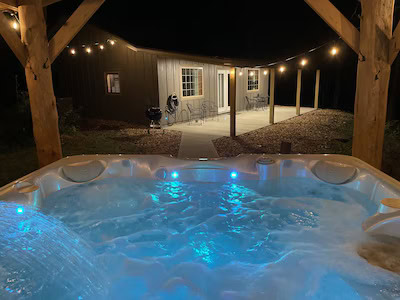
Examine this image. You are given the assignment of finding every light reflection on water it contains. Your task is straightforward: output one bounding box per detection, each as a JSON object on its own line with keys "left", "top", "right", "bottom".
{"left": 2, "top": 177, "right": 400, "bottom": 299}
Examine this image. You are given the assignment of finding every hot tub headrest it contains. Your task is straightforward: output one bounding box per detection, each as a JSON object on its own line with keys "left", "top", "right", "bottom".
{"left": 61, "top": 160, "right": 105, "bottom": 183}
{"left": 312, "top": 160, "right": 357, "bottom": 185}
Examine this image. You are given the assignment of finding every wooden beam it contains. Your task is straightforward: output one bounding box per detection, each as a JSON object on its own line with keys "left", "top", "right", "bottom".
{"left": 18, "top": 0, "right": 62, "bottom": 6}
{"left": 296, "top": 69, "right": 302, "bottom": 116}
{"left": 389, "top": 21, "right": 400, "bottom": 64}
{"left": 48, "top": 0, "right": 104, "bottom": 63}
{"left": 352, "top": 0, "right": 394, "bottom": 169}
{"left": 229, "top": 68, "right": 237, "bottom": 138}
{"left": 314, "top": 69, "right": 320, "bottom": 109}
{"left": 269, "top": 69, "right": 275, "bottom": 124}
{"left": 18, "top": 0, "right": 62, "bottom": 166}
{"left": 305, "top": 0, "right": 360, "bottom": 54}
{"left": 0, "top": 12, "right": 27, "bottom": 66}
{"left": 42, "top": 0, "right": 62, "bottom": 6}
{"left": 0, "top": 0, "right": 17, "bottom": 10}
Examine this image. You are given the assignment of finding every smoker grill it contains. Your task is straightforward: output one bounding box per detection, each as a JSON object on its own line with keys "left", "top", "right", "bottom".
{"left": 145, "top": 107, "right": 162, "bottom": 129}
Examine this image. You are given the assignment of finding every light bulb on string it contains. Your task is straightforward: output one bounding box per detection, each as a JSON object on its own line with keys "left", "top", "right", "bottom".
{"left": 330, "top": 47, "right": 338, "bottom": 56}
{"left": 300, "top": 59, "right": 308, "bottom": 67}
{"left": 279, "top": 66, "right": 286, "bottom": 73}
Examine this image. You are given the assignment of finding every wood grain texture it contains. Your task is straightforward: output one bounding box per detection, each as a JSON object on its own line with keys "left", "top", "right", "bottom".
{"left": 0, "top": 12, "right": 27, "bottom": 66}
{"left": 305, "top": 0, "right": 360, "bottom": 54}
{"left": 352, "top": 0, "right": 394, "bottom": 169}
{"left": 18, "top": 0, "right": 62, "bottom": 166}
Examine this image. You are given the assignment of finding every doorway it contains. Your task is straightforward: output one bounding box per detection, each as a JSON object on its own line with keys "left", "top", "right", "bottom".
{"left": 217, "top": 70, "right": 230, "bottom": 114}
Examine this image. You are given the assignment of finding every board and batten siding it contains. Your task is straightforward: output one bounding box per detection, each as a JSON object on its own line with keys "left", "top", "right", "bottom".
{"left": 235, "top": 68, "right": 269, "bottom": 111}
{"left": 157, "top": 58, "right": 232, "bottom": 125}
{"left": 53, "top": 25, "right": 159, "bottom": 125}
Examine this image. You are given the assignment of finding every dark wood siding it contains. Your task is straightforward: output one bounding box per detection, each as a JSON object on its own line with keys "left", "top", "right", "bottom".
{"left": 52, "top": 25, "right": 159, "bottom": 125}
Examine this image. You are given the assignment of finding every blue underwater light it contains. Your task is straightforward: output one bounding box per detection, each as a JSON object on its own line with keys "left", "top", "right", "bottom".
{"left": 230, "top": 171, "right": 238, "bottom": 179}
{"left": 171, "top": 171, "right": 179, "bottom": 179}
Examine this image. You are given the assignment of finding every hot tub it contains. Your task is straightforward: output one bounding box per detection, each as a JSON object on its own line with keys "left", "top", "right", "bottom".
{"left": 1, "top": 154, "right": 400, "bottom": 299}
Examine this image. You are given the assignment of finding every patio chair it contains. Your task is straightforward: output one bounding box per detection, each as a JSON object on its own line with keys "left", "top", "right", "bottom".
{"left": 245, "top": 96, "right": 256, "bottom": 111}
{"left": 202, "top": 101, "right": 218, "bottom": 121}
{"left": 255, "top": 95, "right": 267, "bottom": 110}
{"left": 186, "top": 103, "right": 204, "bottom": 124}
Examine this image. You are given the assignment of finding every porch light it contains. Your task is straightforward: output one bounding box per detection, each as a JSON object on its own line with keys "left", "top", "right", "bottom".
{"left": 300, "top": 59, "right": 308, "bottom": 66}
{"left": 330, "top": 47, "right": 338, "bottom": 56}
{"left": 279, "top": 66, "right": 286, "bottom": 73}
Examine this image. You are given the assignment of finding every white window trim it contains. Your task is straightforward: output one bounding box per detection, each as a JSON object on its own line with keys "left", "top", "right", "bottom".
{"left": 247, "top": 69, "right": 260, "bottom": 92}
{"left": 180, "top": 66, "right": 204, "bottom": 100}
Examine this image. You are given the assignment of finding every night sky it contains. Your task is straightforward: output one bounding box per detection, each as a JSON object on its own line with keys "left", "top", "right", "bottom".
{"left": 47, "top": 0, "right": 362, "bottom": 62}
{"left": 2, "top": 1, "right": 400, "bottom": 114}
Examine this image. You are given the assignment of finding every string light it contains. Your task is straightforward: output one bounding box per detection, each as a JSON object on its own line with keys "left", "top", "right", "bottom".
{"left": 108, "top": 39, "right": 116, "bottom": 46}
{"left": 99, "top": 44, "right": 104, "bottom": 50}
{"left": 85, "top": 47, "right": 92, "bottom": 54}
{"left": 11, "top": 20, "right": 18, "bottom": 30}
{"left": 300, "top": 59, "right": 308, "bottom": 66}
{"left": 249, "top": 71, "right": 254, "bottom": 76}
{"left": 263, "top": 70, "right": 268, "bottom": 75}
{"left": 330, "top": 47, "right": 338, "bottom": 56}
{"left": 239, "top": 71, "right": 243, "bottom": 76}
{"left": 279, "top": 66, "right": 286, "bottom": 73}
{"left": 70, "top": 48, "right": 76, "bottom": 55}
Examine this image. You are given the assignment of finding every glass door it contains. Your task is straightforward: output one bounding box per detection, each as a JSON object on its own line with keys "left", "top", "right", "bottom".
{"left": 217, "top": 70, "right": 230, "bottom": 113}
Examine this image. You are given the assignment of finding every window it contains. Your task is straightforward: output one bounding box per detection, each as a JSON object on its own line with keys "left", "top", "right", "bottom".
{"left": 181, "top": 68, "right": 203, "bottom": 98}
{"left": 247, "top": 69, "right": 259, "bottom": 91}
{"left": 106, "top": 73, "right": 120, "bottom": 94}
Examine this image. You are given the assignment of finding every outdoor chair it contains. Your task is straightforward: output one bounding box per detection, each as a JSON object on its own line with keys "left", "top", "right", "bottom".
{"left": 255, "top": 94, "right": 268, "bottom": 110}
{"left": 245, "top": 96, "right": 257, "bottom": 111}
{"left": 202, "top": 101, "right": 218, "bottom": 121}
{"left": 186, "top": 103, "right": 204, "bottom": 124}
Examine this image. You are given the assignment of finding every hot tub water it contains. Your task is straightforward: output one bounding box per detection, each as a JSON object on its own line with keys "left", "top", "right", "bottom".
{"left": 1, "top": 176, "right": 400, "bottom": 299}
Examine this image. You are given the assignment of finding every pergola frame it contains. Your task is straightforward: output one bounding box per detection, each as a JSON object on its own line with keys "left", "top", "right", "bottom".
{"left": 305, "top": 0, "right": 399, "bottom": 169}
{"left": 0, "top": 0, "right": 398, "bottom": 169}
{"left": 0, "top": 0, "right": 104, "bottom": 167}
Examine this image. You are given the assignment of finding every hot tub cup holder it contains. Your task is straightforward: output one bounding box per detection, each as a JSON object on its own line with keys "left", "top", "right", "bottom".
{"left": 363, "top": 198, "right": 400, "bottom": 239}
{"left": 14, "top": 181, "right": 41, "bottom": 206}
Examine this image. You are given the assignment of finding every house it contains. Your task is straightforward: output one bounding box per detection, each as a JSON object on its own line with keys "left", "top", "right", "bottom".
{"left": 53, "top": 25, "right": 270, "bottom": 126}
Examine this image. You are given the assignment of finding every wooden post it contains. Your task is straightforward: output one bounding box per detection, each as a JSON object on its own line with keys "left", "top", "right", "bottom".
{"left": 269, "top": 69, "right": 275, "bottom": 124}
{"left": 229, "top": 67, "right": 237, "bottom": 137}
{"left": 352, "top": 0, "right": 394, "bottom": 169}
{"left": 314, "top": 69, "right": 320, "bottom": 109}
{"left": 296, "top": 69, "right": 302, "bottom": 115}
{"left": 305, "top": 0, "right": 396, "bottom": 169}
{"left": 18, "top": 0, "right": 62, "bottom": 166}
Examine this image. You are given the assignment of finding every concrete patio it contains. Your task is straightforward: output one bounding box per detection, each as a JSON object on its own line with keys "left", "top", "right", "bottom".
{"left": 165, "top": 106, "right": 316, "bottom": 158}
